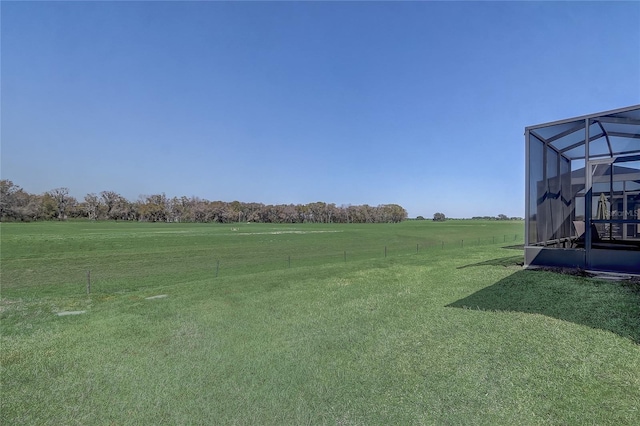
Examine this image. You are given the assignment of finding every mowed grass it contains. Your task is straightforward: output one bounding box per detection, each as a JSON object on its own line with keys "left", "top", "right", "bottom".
{"left": 1, "top": 221, "right": 639, "bottom": 424}
{"left": 0, "top": 220, "right": 523, "bottom": 298}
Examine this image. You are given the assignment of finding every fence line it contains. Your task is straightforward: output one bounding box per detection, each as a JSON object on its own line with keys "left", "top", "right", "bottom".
{"left": 61, "top": 234, "right": 523, "bottom": 296}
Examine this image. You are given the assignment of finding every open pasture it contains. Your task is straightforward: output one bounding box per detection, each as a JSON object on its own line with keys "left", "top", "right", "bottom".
{"left": 1, "top": 220, "right": 523, "bottom": 298}
{"left": 1, "top": 220, "right": 639, "bottom": 424}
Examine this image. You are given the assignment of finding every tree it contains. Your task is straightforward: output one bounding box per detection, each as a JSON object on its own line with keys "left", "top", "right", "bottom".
{"left": 99, "top": 191, "right": 133, "bottom": 221}
{"left": 280, "top": 204, "right": 298, "bottom": 223}
{"left": 138, "top": 194, "right": 169, "bottom": 222}
{"left": 1, "top": 179, "right": 413, "bottom": 224}
{"left": 38, "top": 193, "right": 58, "bottom": 220}
{"left": 377, "top": 204, "right": 408, "bottom": 223}
{"left": 168, "top": 196, "right": 192, "bottom": 223}
{"left": 0, "top": 180, "right": 21, "bottom": 220}
{"left": 0, "top": 180, "right": 39, "bottom": 221}
{"left": 433, "top": 212, "right": 446, "bottom": 221}
{"left": 100, "top": 191, "right": 122, "bottom": 220}
{"left": 47, "top": 187, "right": 70, "bottom": 220}
{"left": 307, "top": 202, "right": 327, "bottom": 223}
{"left": 15, "top": 190, "right": 40, "bottom": 221}
{"left": 84, "top": 193, "right": 101, "bottom": 220}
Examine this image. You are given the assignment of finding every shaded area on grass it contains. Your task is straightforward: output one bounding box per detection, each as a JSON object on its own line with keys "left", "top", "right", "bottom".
{"left": 456, "top": 254, "right": 524, "bottom": 268}
{"left": 501, "top": 244, "right": 525, "bottom": 250}
{"left": 448, "top": 266, "right": 640, "bottom": 344}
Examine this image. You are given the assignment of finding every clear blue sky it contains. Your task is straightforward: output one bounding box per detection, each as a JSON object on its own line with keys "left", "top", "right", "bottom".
{"left": 2, "top": 1, "right": 639, "bottom": 218}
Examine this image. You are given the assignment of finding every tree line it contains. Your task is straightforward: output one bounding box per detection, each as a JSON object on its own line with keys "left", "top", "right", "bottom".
{"left": 0, "top": 180, "right": 408, "bottom": 224}
{"left": 471, "top": 214, "right": 523, "bottom": 221}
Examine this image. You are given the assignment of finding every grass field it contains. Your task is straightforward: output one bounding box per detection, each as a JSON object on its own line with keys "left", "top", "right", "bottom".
{"left": 1, "top": 220, "right": 639, "bottom": 424}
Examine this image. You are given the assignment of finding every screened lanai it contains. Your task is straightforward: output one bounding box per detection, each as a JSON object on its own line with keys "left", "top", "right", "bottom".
{"left": 525, "top": 105, "right": 640, "bottom": 274}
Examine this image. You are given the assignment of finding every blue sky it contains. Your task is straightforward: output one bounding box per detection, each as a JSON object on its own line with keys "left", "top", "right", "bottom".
{"left": 2, "top": 1, "right": 639, "bottom": 218}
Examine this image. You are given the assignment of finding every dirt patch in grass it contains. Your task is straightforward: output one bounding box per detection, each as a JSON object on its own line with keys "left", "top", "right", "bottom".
{"left": 56, "top": 310, "right": 86, "bottom": 316}
{"left": 145, "top": 294, "right": 168, "bottom": 300}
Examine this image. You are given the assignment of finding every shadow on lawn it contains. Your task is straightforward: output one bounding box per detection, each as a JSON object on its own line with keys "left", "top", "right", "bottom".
{"left": 456, "top": 254, "right": 524, "bottom": 269}
{"left": 449, "top": 258, "right": 640, "bottom": 344}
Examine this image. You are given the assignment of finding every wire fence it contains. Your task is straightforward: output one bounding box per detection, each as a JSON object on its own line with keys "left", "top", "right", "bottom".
{"left": 6, "top": 233, "right": 525, "bottom": 299}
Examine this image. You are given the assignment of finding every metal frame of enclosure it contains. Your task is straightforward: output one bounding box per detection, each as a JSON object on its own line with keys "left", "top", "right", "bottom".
{"left": 524, "top": 105, "right": 640, "bottom": 274}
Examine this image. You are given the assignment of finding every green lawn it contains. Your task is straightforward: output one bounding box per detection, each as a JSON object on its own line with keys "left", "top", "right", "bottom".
{"left": 1, "top": 220, "right": 639, "bottom": 424}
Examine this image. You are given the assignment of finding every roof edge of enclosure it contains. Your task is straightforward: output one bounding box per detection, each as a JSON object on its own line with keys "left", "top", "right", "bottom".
{"left": 524, "top": 105, "right": 640, "bottom": 274}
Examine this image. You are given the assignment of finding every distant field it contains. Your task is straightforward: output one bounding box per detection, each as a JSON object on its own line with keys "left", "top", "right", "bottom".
{"left": 2, "top": 220, "right": 639, "bottom": 424}
{"left": 0, "top": 220, "right": 524, "bottom": 298}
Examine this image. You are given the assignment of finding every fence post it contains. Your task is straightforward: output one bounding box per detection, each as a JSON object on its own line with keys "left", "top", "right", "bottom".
{"left": 461, "top": 239, "right": 463, "bottom": 248}
{"left": 86, "top": 270, "right": 91, "bottom": 295}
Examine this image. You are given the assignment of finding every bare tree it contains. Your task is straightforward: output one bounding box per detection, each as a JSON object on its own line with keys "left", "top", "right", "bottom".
{"left": 47, "top": 187, "right": 70, "bottom": 220}
{"left": 100, "top": 191, "right": 121, "bottom": 220}
{"left": 84, "top": 193, "right": 101, "bottom": 220}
